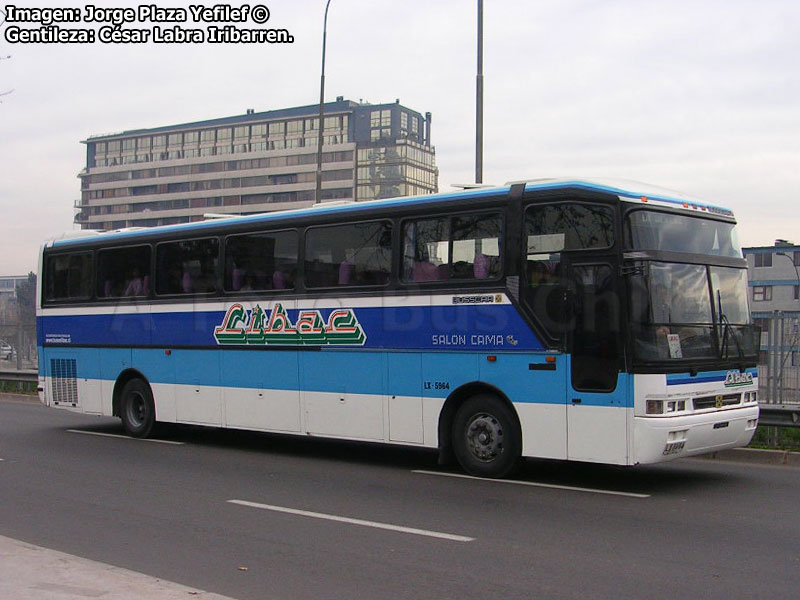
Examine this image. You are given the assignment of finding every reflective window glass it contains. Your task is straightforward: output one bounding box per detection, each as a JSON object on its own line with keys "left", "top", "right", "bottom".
{"left": 225, "top": 231, "right": 298, "bottom": 292}
{"left": 305, "top": 221, "right": 392, "bottom": 288}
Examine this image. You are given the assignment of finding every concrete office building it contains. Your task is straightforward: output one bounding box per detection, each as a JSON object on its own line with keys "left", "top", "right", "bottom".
{"left": 743, "top": 239, "right": 800, "bottom": 317}
{"left": 743, "top": 239, "right": 800, "bottom": 369}
{"left": 75, "top": 98, "right": 438, "bottom": 230}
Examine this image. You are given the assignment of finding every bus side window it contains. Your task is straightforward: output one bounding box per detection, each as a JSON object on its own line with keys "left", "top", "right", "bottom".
{"left": 401, "top": 213, "right": 502, "bottom": 283}
{"left": 156, "top": 238, "right": 219, "bottom": 296}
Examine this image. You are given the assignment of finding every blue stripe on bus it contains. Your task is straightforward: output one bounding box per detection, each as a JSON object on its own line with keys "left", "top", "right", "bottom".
{"left": 667, "top": 368, "right": 757, "bottom": 386}
{"left": 38, "top": 304, "right": 546, "bottom": 352}
{"left": 40, "top": 344, "right": 634, "bottom": 408}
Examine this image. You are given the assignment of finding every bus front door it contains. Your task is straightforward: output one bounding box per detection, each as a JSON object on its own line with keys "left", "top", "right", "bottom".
{"left": 565, "top": 262, "right": 629, "bottom": 464}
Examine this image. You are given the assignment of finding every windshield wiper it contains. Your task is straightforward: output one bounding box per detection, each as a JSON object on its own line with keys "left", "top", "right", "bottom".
{"left": 719, "top": 313, "right": 745, "bottom": 361}
{"left": 717, "top": 290, "right": 745, "bottom": 362}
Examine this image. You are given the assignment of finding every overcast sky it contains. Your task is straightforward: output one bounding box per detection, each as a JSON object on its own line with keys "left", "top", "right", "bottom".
{"left": 1, "top": 0, "right": 798, "bottom": 276}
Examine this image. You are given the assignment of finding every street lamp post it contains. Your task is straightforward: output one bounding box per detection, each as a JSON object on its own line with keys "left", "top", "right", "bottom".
{"left": 315, "top": 0, "right": 332, "bottom": 204}
{"left": 776, "top": 250, "right": 800, "bottom": 294}
{"left": 475, "top": 0, "right": 483, "bottom": 184}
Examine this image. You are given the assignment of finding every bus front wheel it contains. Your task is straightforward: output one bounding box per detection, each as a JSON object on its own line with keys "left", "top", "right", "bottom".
{"left": 120, "top": 378, "right": 156, "bottom": 438}
{"left": 452, "top": 395, "right": 521, "bottom": 478}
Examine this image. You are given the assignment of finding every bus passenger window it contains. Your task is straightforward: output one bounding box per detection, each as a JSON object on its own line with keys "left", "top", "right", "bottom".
{"left": 402, "top": 213, "right": 502, "bottom": 283}
{"left": 304, "top": 221, "right": 392, "bottom": 288}
{"left": 156, "top": 238, "right": 219, "bottom": 296}
{"left": 224, "top": 230, "right": 297, "bottom": 292}
{"left": 96, "top": 245, "right": 151, "bottom": 299}
{"left": 44, "top": 252, "right": 92, "bottom": 301}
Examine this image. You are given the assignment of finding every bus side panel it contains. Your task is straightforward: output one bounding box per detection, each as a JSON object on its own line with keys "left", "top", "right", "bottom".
{"left": 133, "top": 347, "right": 176, "bottom": 423}
{"left": 40, "top": 347, "right": 98, "bottom": 413}
{"left": 100, "top": 348, "right": 133, "bottom": 416}
{"left": 480, "top": 353, "right": 568, "bottom": 461}
{"left": 565, "top": 371, "right": 632, "bottom": 465}
{"left": 222, "top": 349, "right": 302, "bottom": 433}
{"left": 301, "top": 350, "right": 386, "bottom": 440}
{"left": 172, "top": 349, "right": 222, "bottom": 426}
{"left": 387, "top": 353, "right": 424, "bottom": 443}
{"left": 76, "top": 348, "right": 103, "bottom": 414}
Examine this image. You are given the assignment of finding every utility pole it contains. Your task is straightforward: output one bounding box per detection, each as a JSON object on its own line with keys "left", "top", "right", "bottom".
{"left": 315, "top": 0, "right": 332, "bottom": 204}
{"left": 475, "top": 0, "right": 484, "bottom": 184}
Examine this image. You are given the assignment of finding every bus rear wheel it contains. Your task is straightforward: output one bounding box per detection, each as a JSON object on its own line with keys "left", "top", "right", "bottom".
{"left": 120, "top": 378, "right": 156, "bottom": 438}
{"left": 452, "top": 395, "right": 520, "bottom": 478}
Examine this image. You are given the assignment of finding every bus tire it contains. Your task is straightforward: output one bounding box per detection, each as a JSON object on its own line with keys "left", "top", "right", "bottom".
{"left": 451, "top": 394, "right": 520, "bottom": 478}
{"left": 120, "top": 378, "right": 156, "bottom": 438}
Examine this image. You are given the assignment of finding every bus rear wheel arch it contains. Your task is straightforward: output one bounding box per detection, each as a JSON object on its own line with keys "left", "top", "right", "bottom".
{"left": 442, "top": 388, "right": 522, "bottom": 478}
{"left": 117, "top": 376, "right": 156, "bottom": 438}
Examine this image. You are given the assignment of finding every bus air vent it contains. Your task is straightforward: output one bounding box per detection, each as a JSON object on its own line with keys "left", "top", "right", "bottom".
{"left": 51, "top": 358, "right": 78, "bottom": 406}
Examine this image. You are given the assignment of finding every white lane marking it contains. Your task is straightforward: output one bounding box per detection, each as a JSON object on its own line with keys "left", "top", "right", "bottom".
{"left": 227, "top": 499, "right": 474, "bottom": 543}
{"left": 66, "top": 430, "right": 184, "bottom": 445}
{"left": 413, "top": 470, "right": 651, "bottom": 498}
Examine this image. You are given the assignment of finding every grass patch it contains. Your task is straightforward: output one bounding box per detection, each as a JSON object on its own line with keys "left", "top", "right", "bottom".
{"left": 749, "top": 426, "right": 800, "bottom": 451}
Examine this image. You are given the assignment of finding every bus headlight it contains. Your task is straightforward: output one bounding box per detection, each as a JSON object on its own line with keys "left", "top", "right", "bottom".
{"left": 646, "top": 400, "right": 664, "bottom": 415}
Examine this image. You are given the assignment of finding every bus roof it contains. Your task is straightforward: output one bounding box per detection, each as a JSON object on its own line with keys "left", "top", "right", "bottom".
{"left": 50, "top": 177, "right": 733, "bottom": 248}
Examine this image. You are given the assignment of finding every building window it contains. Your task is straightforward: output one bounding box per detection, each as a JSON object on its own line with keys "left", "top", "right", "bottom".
{"left": 370, "top": 128, "right": 391, "bottom": 142}
{"left": 754, "top": 253, "right": 772, "bottom": 267}
{"left": 753, "top": 286, "right": 772, "bottom": 302}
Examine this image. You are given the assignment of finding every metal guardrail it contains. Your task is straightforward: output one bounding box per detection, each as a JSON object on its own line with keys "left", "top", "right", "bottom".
{"left": 758, "top": 404, "right": 800, "bottom": 427}
{"left": 0, "top": 368, "right": 38, "bottom": 394}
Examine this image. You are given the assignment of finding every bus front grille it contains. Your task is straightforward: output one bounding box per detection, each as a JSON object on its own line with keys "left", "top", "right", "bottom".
{"left": 693, "top": 393, "right": 741, "bottom": 410}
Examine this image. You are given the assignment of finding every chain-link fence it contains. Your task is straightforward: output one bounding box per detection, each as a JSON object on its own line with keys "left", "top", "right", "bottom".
{"left": 752, "top": 312, "right": 800, "bottom": 449}
{"left": 756, "top": 312, "right": 800, "bottom": 405}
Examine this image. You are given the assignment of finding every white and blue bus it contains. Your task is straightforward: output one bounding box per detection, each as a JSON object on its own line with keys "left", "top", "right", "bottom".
{"left": 37, "top": 179, "right": 760, "bottom": 477}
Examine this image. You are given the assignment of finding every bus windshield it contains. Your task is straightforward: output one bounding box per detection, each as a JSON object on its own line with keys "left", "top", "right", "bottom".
{"left": 626, "top": 210, "right": 741, "bottom": 257}
{"left": 629, "top": 261, "right": 758, "bottom": 363}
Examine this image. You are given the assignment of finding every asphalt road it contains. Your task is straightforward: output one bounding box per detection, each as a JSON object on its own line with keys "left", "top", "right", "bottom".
{"left": 2, "top": 395, "right": 799, "bottom": 600}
